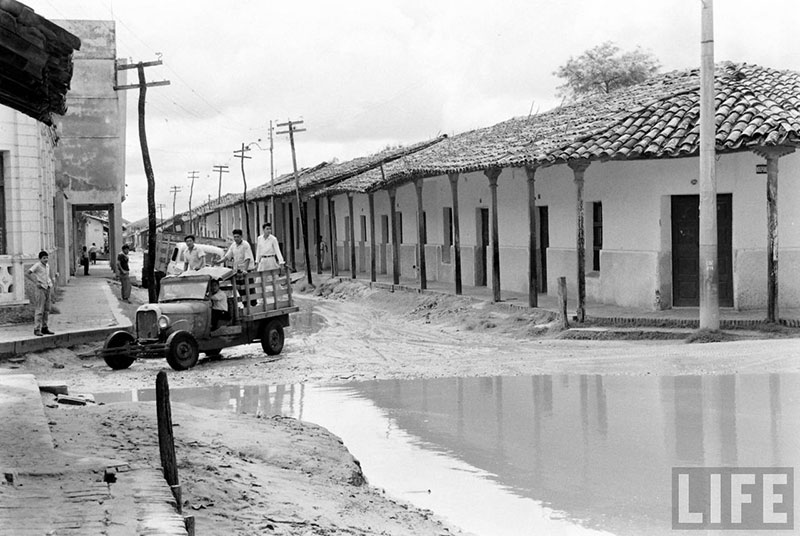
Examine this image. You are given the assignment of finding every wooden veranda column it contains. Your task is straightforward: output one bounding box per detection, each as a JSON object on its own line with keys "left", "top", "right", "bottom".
{"left": 369, "top": 191, "right": 376, "bottom": 282}
{"left": 569, "top": 159, "right": 591, "bottom": 323}
{"left": 485, "top": 167, "right": 502, "bottom": 302}
{"left": 328, "top": 196, "right": 338, "bottom": 277}
{"left": 755, "top": 146, "right": 795, "bottom": 322}
{"left": 315, "top": 197, "right": 322, "bottom": 274}
{"left": 525, "top": 165, "right": 538, "bottom": 308}
{"left": 414, "top": 178, "right": 427, "bottom": 290}
{"left": 347, "top": 193, "right": 356, "bottom": 279}
{"left": 448, "top": 173, "right": 462, "bottom": 295}
{"left": 389, "top": 186, "right": 400, "bottom": 285}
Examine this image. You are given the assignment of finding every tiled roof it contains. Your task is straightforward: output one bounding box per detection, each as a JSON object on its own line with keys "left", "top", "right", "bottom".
{"left": 548, "top": 63, "right": 800, "bottom": 163}
{"left": 319, "top": 62, "right": 800, "bottom": 196}
{"left": 269, "top": 136, "right": 446, "bottom": 199}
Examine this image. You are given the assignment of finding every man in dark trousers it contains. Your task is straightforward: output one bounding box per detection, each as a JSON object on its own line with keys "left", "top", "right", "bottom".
{"left": 117, "top": 244, "right": 131, "bottom": 303}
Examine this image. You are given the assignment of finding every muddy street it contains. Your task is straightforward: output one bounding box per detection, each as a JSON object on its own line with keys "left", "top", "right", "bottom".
{"left": 13, "top": 280, "right": 800, "bottom": 535}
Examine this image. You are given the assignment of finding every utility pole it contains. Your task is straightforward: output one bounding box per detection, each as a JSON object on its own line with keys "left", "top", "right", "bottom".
{"left": 276, "top": 119, "right": 312, "bottom": 285}
{"left": 233, "top": 143, "right": 254, "bottom": 248}
{"left": 269, "top": 120, "right": 276, "bottom": 227}
{"left": 114, "top": 58, "right": 170, "bottom": 303}
{"left": 699, "top": 0, "right": 719, "bottom": 330}
{"left": 187, "top": 170, "right": 199, "bottom": 234}
{"left": 156, "top": 203, "right": 165, "bottom": 224}
{"left": 169, "top": 185, "right": 182, "bottom": 220}
{"left": 212, "top": 164, "right": 229, "bottom": 238}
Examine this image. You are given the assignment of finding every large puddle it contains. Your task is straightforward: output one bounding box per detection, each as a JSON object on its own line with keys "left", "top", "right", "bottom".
{"left": 96, "top": 374, "right": 800, "bottom": 535}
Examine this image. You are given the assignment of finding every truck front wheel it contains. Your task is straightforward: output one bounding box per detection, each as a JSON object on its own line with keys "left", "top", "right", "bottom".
{"left": 166, "top": 330, "right": 199, "bottom": 370}
{"left": 103, "top": 330, "right": 136, "bottom": 370}
{"left": 261, "top": 319, "right": 284, "bottom": 355}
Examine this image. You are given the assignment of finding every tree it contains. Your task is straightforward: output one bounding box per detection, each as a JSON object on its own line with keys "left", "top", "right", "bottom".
{"left": 554, "top": 42, "right": 660, "bottom": 99}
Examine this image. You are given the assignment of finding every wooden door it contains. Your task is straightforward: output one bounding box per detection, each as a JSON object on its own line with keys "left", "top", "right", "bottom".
{"left": 671, "top": 194, "right": 732, "bottom": 307}
{"left": 476, "top": 208, "right": 489, "bottom": 287}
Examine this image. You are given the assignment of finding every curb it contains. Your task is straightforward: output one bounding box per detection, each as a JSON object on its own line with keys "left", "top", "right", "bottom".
{"left": 0, "top": 322, "right": 132, "bottom": 357}
{"left": 0, "top": 279, "right": 134, "bottom": 357}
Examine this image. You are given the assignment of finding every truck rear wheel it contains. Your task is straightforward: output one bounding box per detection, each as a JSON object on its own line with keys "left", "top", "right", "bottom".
{"left": 261, "top": 319, "right": 284, "bottom": 355}
{"left": 103, "top": 331, "right": 136, "bottom": 370}
{"left": 166, "top": 330, "right": 199, "bottom": 370}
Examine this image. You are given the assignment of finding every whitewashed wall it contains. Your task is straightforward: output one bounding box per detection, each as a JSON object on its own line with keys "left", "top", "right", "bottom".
{"left": 0, "top": 106, "right": 58, "bottom": 304}
{"left": 328, "top": 149, "right": 799, "bottom": 312}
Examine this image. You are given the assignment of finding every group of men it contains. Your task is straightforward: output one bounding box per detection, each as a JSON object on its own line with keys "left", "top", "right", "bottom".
{"left": 23, "top": 224, "right": 285, "bottom": 337}
{"left": 209, "top": 223, "right": 285, "bottom": 330}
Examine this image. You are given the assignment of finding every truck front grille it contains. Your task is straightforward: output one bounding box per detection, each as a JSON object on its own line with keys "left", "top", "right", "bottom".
{"left": 136, "top": 310, "right": 159, "bottom": 339}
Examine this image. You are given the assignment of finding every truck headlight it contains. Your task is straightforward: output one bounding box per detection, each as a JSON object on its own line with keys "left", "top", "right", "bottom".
{"left": 158, "top": 315, "right": 170, "bottom": 330}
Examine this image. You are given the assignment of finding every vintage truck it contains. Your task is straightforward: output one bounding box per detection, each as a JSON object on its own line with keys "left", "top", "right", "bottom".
{"left": 100, "top": 265, "right": 299, "bottom": 371}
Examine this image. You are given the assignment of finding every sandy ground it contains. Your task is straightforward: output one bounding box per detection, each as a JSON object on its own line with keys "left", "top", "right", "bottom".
{"left": 11, "top": 279, "right": 800, "bottom": 535}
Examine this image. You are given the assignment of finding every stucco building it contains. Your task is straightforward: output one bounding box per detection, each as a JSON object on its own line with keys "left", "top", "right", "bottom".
{"left": 52, "top": 19, "right": 126, "bottom": 278}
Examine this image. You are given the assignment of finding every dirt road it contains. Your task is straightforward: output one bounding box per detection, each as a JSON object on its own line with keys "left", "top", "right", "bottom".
{"left": 14, "top": 279, "right": 800, "bottom": 535}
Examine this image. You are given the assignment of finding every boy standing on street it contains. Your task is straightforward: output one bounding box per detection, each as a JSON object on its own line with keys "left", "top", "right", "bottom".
{"left": 117, "top": 244, "right": 131, "bottom": 303}
{"left": 26, "top": 251, "right": 55, "bottom": 336}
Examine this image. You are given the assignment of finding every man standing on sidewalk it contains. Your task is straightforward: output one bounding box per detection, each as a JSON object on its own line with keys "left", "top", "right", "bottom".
{"left": 117, "top": 244, "right": 131, "bottom": 303}
{"left": 25, "top": 251, "right": 55, "bottom": 336}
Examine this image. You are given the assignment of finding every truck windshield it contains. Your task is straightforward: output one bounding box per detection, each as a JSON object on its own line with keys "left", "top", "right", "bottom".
{"left": 159, "top": 279, "right": 209, "bottom": 302}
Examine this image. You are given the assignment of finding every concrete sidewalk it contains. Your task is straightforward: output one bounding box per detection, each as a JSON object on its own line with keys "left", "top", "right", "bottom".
{"left": 331, "top": 272, "right": 800, "bottom": 329}
{"left": 0, "top": 262, "right": 131, "bottom": 356}
{"left": 0, "top": 372, "right": 188, "bottom": 535}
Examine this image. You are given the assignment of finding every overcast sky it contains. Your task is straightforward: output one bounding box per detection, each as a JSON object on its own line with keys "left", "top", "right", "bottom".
{"left": 23, "top": 0, "right": 800, "bottom": 222}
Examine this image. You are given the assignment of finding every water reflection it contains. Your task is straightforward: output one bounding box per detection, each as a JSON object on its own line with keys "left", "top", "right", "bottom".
{"left": 97, "top": 374, "right": 799, "bottom": 536}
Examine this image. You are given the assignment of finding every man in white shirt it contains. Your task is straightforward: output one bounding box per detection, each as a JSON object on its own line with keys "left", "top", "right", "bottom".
{"left": 25, "top": 250, "right": 55, "bottom": 336}
{"left": 217, "top": 229, "right": 254, "bottom": 274}
{"left": 182, "top": 234, "right": 206, "bottom": 271}
{"left": 255, "top": 223, "right": 285, "bottom": 272}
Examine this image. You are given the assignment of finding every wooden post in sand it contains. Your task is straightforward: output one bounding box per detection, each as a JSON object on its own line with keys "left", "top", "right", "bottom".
{"left": 156, "top": 370, "right": 181, "bottom": 512}
{"left": 557, "top": 276, "right": 569, "bottom": 330}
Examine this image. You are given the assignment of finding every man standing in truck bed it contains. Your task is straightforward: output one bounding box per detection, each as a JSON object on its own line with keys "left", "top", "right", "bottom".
{"left": 255, "top": 223, "right": 284, "bottom": 272}
{"left": 218, "top": 228, "right": 254, "bottom": 274}
{"left": 182, "top": 235, "right": 206, "bottom": 271}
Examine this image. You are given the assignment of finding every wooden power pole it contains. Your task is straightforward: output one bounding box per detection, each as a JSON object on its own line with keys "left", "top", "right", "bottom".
{"left": 187, "top": 170, "right": 199, "bottom": 234}
{"left": 169, "top": 185, "right": 182, "bottom": 220}
{"left": 114, "top": 59, "right": 170, "bottom": 303}
{"left": 277, "top": 119, "right": 312, "bottom": 286}
{"left": 699, "top": 0, "right": 719, "bottom": 330}
{"left": 212, "top": 164, "right": 229, "bottom": 238}
{"left": 233, "top": 143, "right": 254, "bottom": 248}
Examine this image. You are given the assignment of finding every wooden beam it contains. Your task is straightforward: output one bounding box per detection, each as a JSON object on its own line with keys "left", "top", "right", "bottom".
{"left": 113, "top": 80, "right": 170, "bottom": 90}
{"left": 328, "top": 196, "right": 338, "bottom": 277}
{"left": 369, "top": 192, "right": 376, "bottom": 283}
{"left": 485, "top": 167, "right": 502, "bottom": 302}
{"left": 414, "top": 178, "right": 427, "bottom": 290}
{"left": 448, "top": 173, "right": 462, "bottom": 295}
{"left": 754, "top": 146, "right": 795, "bottom": 323}
{"left": 569, "top": 159, "right": 591, "bottom": 322}
{"left": 315, "top": 197, "right": 322, "bottom": 274}
{"left": 525, "top": 165, "right": 538, "bottom": 308}
{"left": 389, "top": 187, "right": 400, "bottom": 285}
{"left": 348, "top": 193, "right": 356, "bottom": 279}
